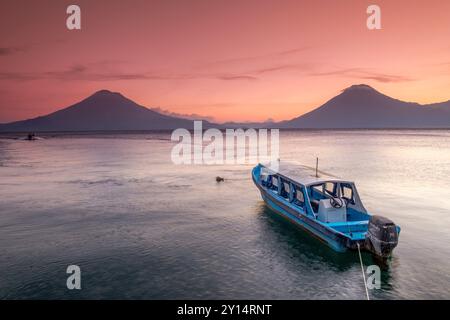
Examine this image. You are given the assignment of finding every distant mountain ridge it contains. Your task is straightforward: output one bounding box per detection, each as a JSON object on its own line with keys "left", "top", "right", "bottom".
{"left": 0, "top": 85, "right": 449, "bottom": 132}
{"left": 0, "top": 90, "right": 213, "bottom": 132}
{"left": 278, "top": 84, "right": 450, "bottom": 128}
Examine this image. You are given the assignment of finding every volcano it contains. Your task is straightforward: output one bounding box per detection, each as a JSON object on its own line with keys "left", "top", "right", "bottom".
{"left": 278, "top": 84, "right": 450, "bottom": 128}
{"left": 0, "top": 90, "right": 210, "bottom": 132}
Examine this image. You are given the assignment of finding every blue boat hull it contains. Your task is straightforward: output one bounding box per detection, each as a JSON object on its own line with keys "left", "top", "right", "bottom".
{"left": 252, "top": 166, "right": 364, "bottom": 253}
{"left": 260, "top": 190, "right": 349, "bottom": 252}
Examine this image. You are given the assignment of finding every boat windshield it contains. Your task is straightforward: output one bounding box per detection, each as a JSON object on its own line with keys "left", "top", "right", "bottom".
{"left": 309, "top": 182, "right": 338, "bottom": 212}
{"left": 340, "top": 182, "right": 355, "bottom": 205}
{"left": 307, "top": 180, "right": 368, "bottom": 220}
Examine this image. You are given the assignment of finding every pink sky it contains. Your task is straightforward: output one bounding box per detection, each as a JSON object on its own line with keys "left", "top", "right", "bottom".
{"left": 0, "top": 0, "right": 449, "bottom": 123}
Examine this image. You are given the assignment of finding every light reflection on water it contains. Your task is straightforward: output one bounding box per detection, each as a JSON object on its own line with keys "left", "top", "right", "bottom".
{"left": 0, "top": 130, "right": 449, "bottom": 299}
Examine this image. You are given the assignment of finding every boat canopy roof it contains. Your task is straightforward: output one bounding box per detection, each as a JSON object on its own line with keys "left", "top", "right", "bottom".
{"left": 259, "top": 161, "right": 354, "bottom": 187}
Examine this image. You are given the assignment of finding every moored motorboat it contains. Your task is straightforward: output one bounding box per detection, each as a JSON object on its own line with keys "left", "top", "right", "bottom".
{"left": 252, "top": 162, "right": 400, "bottom": 258}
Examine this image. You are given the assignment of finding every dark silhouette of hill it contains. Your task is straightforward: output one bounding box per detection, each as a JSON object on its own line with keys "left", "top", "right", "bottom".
{"left": 278, "top": 84, "right": 450, "bottom": 128}
{"left": 0, "top": 90, "right": 212, "bottom": 132}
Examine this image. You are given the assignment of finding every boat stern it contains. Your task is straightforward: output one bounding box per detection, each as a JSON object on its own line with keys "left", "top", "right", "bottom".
{"left": 364, "top": 215, "right": 400, "bottom": 258}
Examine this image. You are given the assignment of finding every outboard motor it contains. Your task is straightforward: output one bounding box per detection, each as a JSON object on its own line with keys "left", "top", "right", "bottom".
{"left": 365, "top": 215, "right": 399, "bottom": 258}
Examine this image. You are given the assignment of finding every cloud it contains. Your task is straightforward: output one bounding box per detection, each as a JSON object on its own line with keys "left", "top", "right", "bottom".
{"left": 0, "top": 71, "right": 38, "bottom": 81}
{"left": 215, "top": 74, "right": 257, "bottom": 81}
{"left": 203, "top": 47, "right": 310, "bottom": 67}
{"left": 0, "top": 46, "right": 27, "bottom": 56}
{"left": 0, "top": 39, "right": 66, "bottom": 57}
{"left": 250, "top": 63, "right": 315, "bottom": 75}
{"left": 151, "top": 107, "right": 216, "bottom": 122}
{"left": 0, "top": 58, "right": 411, "bottom": 85}
{"left": 0, "top": 63, "right": 261, "bottom": 82}
{"left": 359, "top": 74, "right": 412, "bottom": 83}
{"left": 310, "top": 68, "right": 413, "bottom": 83}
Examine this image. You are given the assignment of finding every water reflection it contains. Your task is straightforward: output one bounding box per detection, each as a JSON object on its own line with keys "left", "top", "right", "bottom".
{"left": 256, "top": 203, "right": 360, "bottom": 269}
{"left": 255, "top": 202, "right": 397, "bottom": 297}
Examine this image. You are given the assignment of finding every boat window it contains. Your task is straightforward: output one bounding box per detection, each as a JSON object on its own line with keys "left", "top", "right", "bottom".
{"left": 260, "top": 172, "right": 268, "bottom": 186}
{"left": 311, "top": 184, "right": 324, "bottom": 196}
{"left": 340, "top": 183, "right": 354, "bottom": 203}
{"left": 309, "top": 183, "right": 326, "bottom": 213}
{"left": 280, "top": 178, "right": 290, "bottom": 199}
{"left": 293, "top": 185, "right": 305, "bottom": 207}
{"left": 270, "top": 175, "right": 279, "bottom": 191}
{"left": 325, "top": 182, "right": 337, "bottom": 197}
{"left": 310, "top": 183, "right": 327, "bottom": 200}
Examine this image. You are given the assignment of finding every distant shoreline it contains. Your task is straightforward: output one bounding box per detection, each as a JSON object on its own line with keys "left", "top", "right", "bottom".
{"left": 1, "top": 127, "right": 450, "bottom": 138}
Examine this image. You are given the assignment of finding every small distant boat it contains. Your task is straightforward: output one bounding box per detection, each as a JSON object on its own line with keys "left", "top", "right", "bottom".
{"left": 16, "top": 133, "right": 43, "bottom": 141}
{"left": 252, "top": 162, "right": 400, "bottom": 258}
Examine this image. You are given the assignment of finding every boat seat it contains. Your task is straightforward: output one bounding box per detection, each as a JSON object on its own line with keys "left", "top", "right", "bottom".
{"left": 318, "top": 199, "right": 346, "bottom": 223}
{"left": 310, "top": 199, "right": 320, "bottom": 212}
{"left": 280, "top": 188, "right": 288, "bottom": 199}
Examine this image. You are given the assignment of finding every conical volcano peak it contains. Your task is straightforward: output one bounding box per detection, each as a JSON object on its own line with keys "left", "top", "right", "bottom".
{"left": 95, "top": 89, "right": 113, "bottom": 94}
{"left": 342, "top": 84, "right": 377, "bottom": 93}
{"left": 91, "top": 89, "right": 122, "bottom": 97}
{"left": 0, "top": 89, "right": 203, "bottom": 131}
{"left": 281, "top": 83, "right": 450, "bottom": 129}
{"left": 84, "top": 89, "right": 130, "bottom": 105}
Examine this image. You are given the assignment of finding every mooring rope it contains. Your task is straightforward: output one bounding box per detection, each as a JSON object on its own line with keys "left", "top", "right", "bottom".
{"left": 357, "top": 242, "right": 370, "bottom": 300}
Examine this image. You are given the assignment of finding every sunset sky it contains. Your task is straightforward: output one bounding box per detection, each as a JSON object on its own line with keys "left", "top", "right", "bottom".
{"left": 0, "top": 0, "right": 449, "bottom": 123}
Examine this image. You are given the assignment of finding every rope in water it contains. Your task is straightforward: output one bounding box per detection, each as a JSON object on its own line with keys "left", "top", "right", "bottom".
{"left": 357, "top": 242, "right": 370, "bottom": 300}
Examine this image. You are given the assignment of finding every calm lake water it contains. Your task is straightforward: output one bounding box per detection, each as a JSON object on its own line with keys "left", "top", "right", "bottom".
{"left": 0, "top": 130, "right": 449, "bottom": 299}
